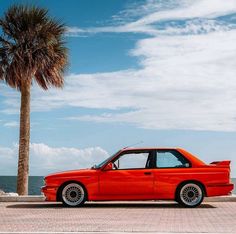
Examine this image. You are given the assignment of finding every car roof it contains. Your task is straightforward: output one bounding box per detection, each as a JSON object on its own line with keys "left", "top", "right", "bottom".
{"left": 120, "top": 147, "right": 180, "bottom": 151}
{"left": 119, "top": 147, "right": 205, "bottom": 166}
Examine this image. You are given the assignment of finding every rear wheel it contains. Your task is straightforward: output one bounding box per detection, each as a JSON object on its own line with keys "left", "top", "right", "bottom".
{"left": 176, "top": 182, "right": 204, "bottom": 208}
{"left": 61, "top": 183, "right": 86, "bottom": 207}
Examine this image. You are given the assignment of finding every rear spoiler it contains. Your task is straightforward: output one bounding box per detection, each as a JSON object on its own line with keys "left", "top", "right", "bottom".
{"left": 210, "top": 160, "right": 231, "bottom": 167}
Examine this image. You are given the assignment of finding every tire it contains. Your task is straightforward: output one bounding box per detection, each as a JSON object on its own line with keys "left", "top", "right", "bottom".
{"left": 176, "top": 182, "right": 204, "bottom": 208}
{"left": 61, "top": 182, "right": 87, "bottom": 207}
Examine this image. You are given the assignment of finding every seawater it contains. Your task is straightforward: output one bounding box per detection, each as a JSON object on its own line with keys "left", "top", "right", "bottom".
{"left": 0, "top": 176, "right": 235, "bottom": 195}
{"left": 0, "top": 176, "right": 44, "bottom": 195}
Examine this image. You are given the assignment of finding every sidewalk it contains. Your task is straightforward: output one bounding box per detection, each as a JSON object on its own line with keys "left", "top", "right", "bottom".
{"left": 0, "top": 201, "right": 235, "bottom": 233}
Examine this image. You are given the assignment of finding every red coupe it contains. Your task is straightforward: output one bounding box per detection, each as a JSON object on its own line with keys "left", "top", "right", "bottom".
{"left": 42, "top": 147, "right": 234, "bottom": 208}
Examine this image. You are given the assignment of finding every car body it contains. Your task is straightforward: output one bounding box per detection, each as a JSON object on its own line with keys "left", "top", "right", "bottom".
{"left": 41, "top": 147, "right": 234, "bottom": 207}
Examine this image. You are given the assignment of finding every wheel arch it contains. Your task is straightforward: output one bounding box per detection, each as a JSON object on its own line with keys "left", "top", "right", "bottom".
{"left": 175, "top": 180, "right": 207, "bottom": 200}
{"left": 56, "top": 180, "right": 88, "bottom": 202}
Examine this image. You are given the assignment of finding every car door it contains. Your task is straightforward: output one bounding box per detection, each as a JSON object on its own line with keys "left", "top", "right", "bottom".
{"left": 99, "top": 150, "right": 155, "bottom": 199}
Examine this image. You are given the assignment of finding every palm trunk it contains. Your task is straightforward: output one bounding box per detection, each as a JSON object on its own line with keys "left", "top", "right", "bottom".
{"left": 17, "top": 81, "right": 31, "bottom": 195}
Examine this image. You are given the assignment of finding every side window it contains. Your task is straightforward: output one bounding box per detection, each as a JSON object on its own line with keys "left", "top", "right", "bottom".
{"left": 156, "top": 150, "right": 189, "bottom": 168}
{"left": 113, "top": 152, "right": 150, "bottom": 169}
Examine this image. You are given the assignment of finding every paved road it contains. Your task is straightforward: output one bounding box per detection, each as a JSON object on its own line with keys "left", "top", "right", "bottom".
{"left": 0, "top": 201, "right": 235, "bottom": 233}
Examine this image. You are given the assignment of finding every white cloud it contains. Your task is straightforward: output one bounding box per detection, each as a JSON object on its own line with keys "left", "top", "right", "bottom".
{"left": 0, "top": 143, "right": 109, "bottom": 175}
{"left": 30, "top": 143, "right": 109, "bottom": 174}
{"left": 3, "top": 121, "right": 18, "bottom": 128}
{"left": 66, "top": 24, "right": 157, "bottom": 36}
{"left": 56, "top": 30, "right": 236, "bottom": 132}
{"left": 66, "top": 0, "right": 236, "bottom": 36}
{"left": 126, "top": 0, "right": 236, "bottom": 27}
{"left": 0, "top": 146, "right": 15, "bottom": 159}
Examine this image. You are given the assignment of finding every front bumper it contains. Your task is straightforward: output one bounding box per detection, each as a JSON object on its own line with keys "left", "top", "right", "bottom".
{"left": 41, "top": 186, "right": 58, "bottom": 201}
{"left": 206, "top": 183, "right": 234, "bottom": 197}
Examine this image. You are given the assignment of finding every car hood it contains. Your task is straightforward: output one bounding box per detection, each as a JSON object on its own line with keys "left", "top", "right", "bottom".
{"left": 45, "top": 168, "right": 97, "bottom": 179}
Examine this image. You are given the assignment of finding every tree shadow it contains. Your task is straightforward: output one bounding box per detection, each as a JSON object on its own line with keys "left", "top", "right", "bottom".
{"left": 6, "top": 202, "right": 216, "bottom": 209}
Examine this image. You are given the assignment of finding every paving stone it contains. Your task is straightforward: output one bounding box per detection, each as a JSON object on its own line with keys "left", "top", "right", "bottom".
{"left": 0, "top": 201, "right": 235, "bottom": 233}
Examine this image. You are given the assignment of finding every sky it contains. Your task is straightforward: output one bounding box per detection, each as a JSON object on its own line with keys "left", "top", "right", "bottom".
{"left": 0, "top": 0, "right": 236, "bottom": 177}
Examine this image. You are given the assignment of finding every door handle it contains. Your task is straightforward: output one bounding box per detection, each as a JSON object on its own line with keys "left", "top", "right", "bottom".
{"left": 144, "top": 172, "right": 152, "bottom": 175}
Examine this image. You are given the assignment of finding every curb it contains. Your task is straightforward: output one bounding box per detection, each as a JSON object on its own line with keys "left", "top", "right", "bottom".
{"left": 0, "top": 195, "right": 235, "bottom": 202}
{"left": 205, "top": 195, "right": 236, "bottom": 202}
{"left": 0, "top": 195, "right": 45, "bottom": 202}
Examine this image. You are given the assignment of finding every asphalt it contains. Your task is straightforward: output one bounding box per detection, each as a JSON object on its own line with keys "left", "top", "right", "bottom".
{"left": 0, "top": 201, "right": 235, "bottom": 233}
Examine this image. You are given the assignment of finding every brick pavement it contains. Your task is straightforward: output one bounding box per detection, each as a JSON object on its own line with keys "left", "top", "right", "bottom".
{"left": 0, "top": 201, "right": 235, "bottom": 233}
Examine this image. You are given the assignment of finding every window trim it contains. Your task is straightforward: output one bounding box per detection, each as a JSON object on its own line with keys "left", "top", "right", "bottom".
{"left": 154, "top": 149, "right": 192, "bottom": 169}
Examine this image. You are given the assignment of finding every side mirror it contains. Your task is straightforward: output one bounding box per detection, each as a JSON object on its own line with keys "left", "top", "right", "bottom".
{"left": 103, "top": 162, "right": 113, "bottom": 171}
{"left": 185, "top": 163, "right": 190, "bottom": 168}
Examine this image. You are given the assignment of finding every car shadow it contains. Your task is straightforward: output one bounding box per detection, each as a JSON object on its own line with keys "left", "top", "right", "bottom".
{"left": 6, "top": 202, "right": 216, "bottom": 209}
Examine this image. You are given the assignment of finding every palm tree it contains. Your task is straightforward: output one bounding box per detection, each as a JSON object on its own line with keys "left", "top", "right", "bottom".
{"left": 0, "top": 5, "right": 68, "bottom": 195}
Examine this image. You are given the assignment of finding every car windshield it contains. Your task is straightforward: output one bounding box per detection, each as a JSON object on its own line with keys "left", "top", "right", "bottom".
{"left": 92, "top": 151, "right": 119, "bottom": 169}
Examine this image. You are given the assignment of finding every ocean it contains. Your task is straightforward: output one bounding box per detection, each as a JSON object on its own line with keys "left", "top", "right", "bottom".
{"left": 0, "top": 176, "right": 235, "bottom": 195}
{"left": 0, "top": 176, "right": 44, "bottom": 195}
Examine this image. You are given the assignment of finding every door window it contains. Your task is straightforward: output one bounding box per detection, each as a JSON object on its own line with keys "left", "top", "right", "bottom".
{"left": 113, "top": 152, "right": 151, "bottom": 169}
{"left": 156, "top": 150, "right": 189, "bottom": 168}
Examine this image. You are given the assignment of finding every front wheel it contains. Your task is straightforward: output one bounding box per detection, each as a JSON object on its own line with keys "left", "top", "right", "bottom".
{"left": 61, "top": 183, "right": 86, "bottom": 207}
{"left": 176, "top": 182, "right": 204, "bottom": 208}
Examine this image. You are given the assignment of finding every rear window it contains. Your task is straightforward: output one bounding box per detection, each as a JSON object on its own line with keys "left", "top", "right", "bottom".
{"left": 156, "top": 150, "right": 190, "bottom": 168}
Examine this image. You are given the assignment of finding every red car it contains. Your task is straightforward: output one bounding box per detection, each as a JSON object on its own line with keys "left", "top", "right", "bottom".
{"left": 41, "top": 147, "right": 234, "bottom": 208}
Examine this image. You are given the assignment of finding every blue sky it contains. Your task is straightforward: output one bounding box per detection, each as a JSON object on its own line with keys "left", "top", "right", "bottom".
{"left": 0, "top": 0, "right": 236, "bottom": 177}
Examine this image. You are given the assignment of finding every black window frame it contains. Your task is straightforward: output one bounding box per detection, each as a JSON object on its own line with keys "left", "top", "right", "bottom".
{"left": 154, "top": 149, "right": 192, "bottom": 169}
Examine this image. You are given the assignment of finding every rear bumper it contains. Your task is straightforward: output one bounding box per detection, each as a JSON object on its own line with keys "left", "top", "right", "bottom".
{"left": 41, "top": 186, "right": 58, "bottom": 201}
{"left": 206, "top": 183, "right": 234, "bottom": 197}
